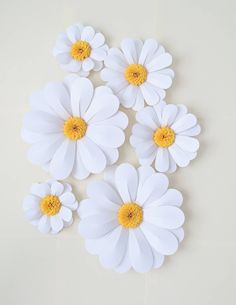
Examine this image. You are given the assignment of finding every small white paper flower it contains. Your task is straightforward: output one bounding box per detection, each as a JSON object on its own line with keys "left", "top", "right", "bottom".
{"left": 78, "top": 163, "right": 184, "bottom": 273}
{"left": 130, "top": 101, "right": 200, "bottom": 173}
{"left": 53, "top": 24, "right": 108, "bottom": 76}
{"left": 101, "top": 38, "right": 174, "bottom": 110}
{"left": 22, "top": 76, "right": 128, "bottom": 180}
{"left": 23, "top": 180, "right": 78, "bottom": 234}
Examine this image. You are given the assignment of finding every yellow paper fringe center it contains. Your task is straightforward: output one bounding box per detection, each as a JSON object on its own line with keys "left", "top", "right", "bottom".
{"left": 153, "top": 126, "right": 175, "bottom": 148}
{"left": 118, "top": 203, "right": 143, "bottom": 228}
{"left": 63, "top": 117, "right": 87, "bottom": 141}
{"left": 40, "top": 195, "right": 61, "bottom": 216}
{"left": 124, "top": 64, "right": 147, "bottom": 86}
{"left": 70, "top": 40, "right": 91, "bottom": 61}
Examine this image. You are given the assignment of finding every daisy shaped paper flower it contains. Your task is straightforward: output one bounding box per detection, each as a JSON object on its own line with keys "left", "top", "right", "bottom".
{"left": 53, "top": 24, "right": 108, "bottom": 76}
{"left": 130, "top": 101, "right": 200, "bottom": 173}
{"left": 22, "top": 76, "right": 128, "bottom": 180}
{"left": 23, "top": 180, "right": 78, "bottom": 234}
{"left": 78, "top": 163, "right": 184, "bottom": 273}
{"left": 101, "top": 38, "right": 174, "bottom": 110}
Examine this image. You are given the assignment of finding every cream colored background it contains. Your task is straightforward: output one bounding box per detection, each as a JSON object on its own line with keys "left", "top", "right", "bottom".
{"left": 0, "top": 0, "right": 235, "bottom": 304}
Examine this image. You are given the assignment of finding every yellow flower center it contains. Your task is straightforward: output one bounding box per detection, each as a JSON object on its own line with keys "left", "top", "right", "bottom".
{"left": 118, "top": 203, "right": 143, "bottom": 229}
{"left": 40, "top": 195, "right": 61, "bottom": 216}
{"left": 63, "top": 117, "right": 87, "bottom": 141}
{"left": 124, "top": 64, "right": 147, "bottom": 86}
{"left": 153, "top": 127, "right": 175, "bottom": 148}
{"left": 70, "top": 40, "right": 91, "bottom": 61}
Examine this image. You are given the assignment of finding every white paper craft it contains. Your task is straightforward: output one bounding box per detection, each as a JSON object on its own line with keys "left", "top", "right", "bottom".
{"left": 53, "top": 24, "right": 108, "bottom": 76}
{"left": 22, "top": 76, "right": 128, "bottom": 180}
{"left": 78, "top": 163, "right": 185, "bottom": 273}
{"left": 101, "top": 38, "right": 174, "bottom": 111}
{"left": 23, "top": 180, "right": 78, "bottom": 234}
{"left": 130, "top": 101, "right": 200, "bottom": 173}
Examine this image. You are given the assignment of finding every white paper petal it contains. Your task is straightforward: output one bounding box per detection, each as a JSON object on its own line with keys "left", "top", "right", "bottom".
{"left": 144, "top": 206, "right": 185, "bottom": 229}
{"left": 139, "top": 39, "right": 158, "bottom": 65}
{"left": 87, "top": 181, "right": 122, "bottom": 205}
{"left": 137, "top": 173, "right": 169, "bottom": 206}
{"left": 161, "top": 104, "right": 178, "bottom": 126}
{"left": 141, "top": 222, "right": 178, "bottom": 255}
{"left": 59, "top": 206, "right": 72, "bottom": 222}
{"left": 38, "top": 216, "right": 51, "bottom": 233}
{"left": 140, "top": 82, "right": 160, "bottom": 106}
{"left": 50, "top": 140, "right": 76, "bottom": 179}
{"left": 146, "top": 53, "right": 172, "bottom": 72}
{"left": 157, "top": 189, "right": 183, "bottom": 207}
{"left": 136, "top": 106, "right": 159, "bottom": 130}
{"left": 129, "top": 228, "right": 153, "bottom": 273}
{"left": 30, "top": 182, "right": 51, "bottom": 198}
{"left": 51, "top": 181, "right": 64, "bottom": 196}
{"left": 175, "top": 135, "right": 199, "bottom": 152}
{"left": 70, "top": 77, "right": 93, "bottom": 117}
{"left": 78, "top": 137, "right": 106, "bottom": 173}
{"left": 99, "top": 226, "right": 128, "bottom": 269}
{"left": 121, "top": 39, "right": 138, "bottom": 64}
{"left": 50, "top": 215, "right": 64, "bottom": 233}
{"left": 115, "top": 163, "right": 138, "bottom": 203}
{"left": 81, "top": 26, "right": 95, "bottom": 41}
{"left": 86, "top": 125, "right": 125, "bottom": 148}
{"left": 155, "top": 148, "right": 170, "bottom": 172}
{"left": 171, "top": 114, "right": 197, "bottom": 133}
{"left": 90, "top": 33, "right": 105, "bottom": 48}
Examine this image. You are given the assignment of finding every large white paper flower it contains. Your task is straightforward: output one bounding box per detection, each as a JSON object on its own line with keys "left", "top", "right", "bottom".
{"left": 130, "top": 101, "right": 200, "bottom": 173}
{"left": 78, "top": 163, "right": 184, "bottom": 273}
{"left": 53, "top": 24, "right": 108, "bottom": 76}
{"left": 22, "top": 76, "right": 128, "bottom": 180}
{"left": 23, "top": 180, "right": 78, "bottom": 234}
{"left": 101, "top": 38, "right": 174, "bottom": 110}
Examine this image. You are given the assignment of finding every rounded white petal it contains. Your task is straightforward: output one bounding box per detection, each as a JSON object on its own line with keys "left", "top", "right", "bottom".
{"left": 81, "top": 26, "right": 95, "bottom": 41}
{"left": 84, "top": 94, "right": 119, "bottom": 123}
{"left": 78, "top": 137, "right": 106, "bottom": 173}
{"left": 138, "top": 39, "right": 158, "bottom": 65}
{"left": 171, "top": 114, "right": 197, "bottom": 133}
{"left": 141, "top": 222, "right": 178, "bottom": 255}
{"left": 146, "top": 53, "right": 172, "bottom": 72}
{"left": 115, "top": 163, "right": 138, "bottom": 203}
{"left": 79, "top": 214, "right": 118, "bottom": 239}
{"left": 175, "top": 135, "right": 199, "bottom": 152}
{"left": 129, "top": 228, "right": 153, "bottom": 273}
{"left": 72, "top": 143, "right": 90, "bottom": 180}
{"left": 51, "top": 181, "right": 64, "bottom": 196}
{"left": 121, "top": 39, "right": 139, "bottom": 64}
{"left": 152, "top": 249, "right": 165, "bottom": 269}
{"left": 30, "top": 182, "right": 51, "bottom": 198}
{"left": 140, "top": 82, "right": 161, "bottom": 106}
{"left": 161, "top": 104, "right": 178, "bottom": 126}
{"left": 59, "top": 206, "right": 72, "bottom": 222}
{"left": 144, "top": 206, "right": 185, "bottom": 229}
{"left": 50, "top": 140, "right": 76, "bottom": 179}
{"left": 99, "top": 226, "right": 128, "bottom": 269}
{"left": 86, "top": 125, "right": 125, "bottom": 148}
{"left": 23, "top": 195, "right": 39, "bottom": 210}
{"left": 66, "top": 24, "right": 81, "bottom": 43}
{"left": 24, "top": 111, "right": 63, "bottom": 133}
{"left": 70, "top": 77, "right": 94, "bottom": 117}
{"left": 50, "top": 215, "right": 64, "bottom": 233}
{"left": 157, "top": 189, "right": 183, "bottom": 207}
{"left": 147, "top": 72, "right": 172, "bottom": 89}
{"left": 168, "top": 143, "right": 192, "bottom": 167}
{"left": 90, "top": 32, "right": 105, "bottom": 48}
{"left": 82, "top": 57, "right": 95, "bottom": 71}
{"left": 90, "top": 48, "right": 107, "bottom": 61}
{"left": 180, "top": 124, "right": 201, "bottom": 137}
{"left": 136, "top": 106, "right": 160, "bottom": 130}
{"left": 171, "top": 228, "right": 184, "bottom": 243}
{"left": 155, "top": 148, "right": 170, "bottom": 173}
{"left": 136, "top": 173, "right": 169, "bottom": 206}
{"left": 38, "top": 215, "right": 51, "bottom": 234}
{"left": 87, "top": 181, "right": 122, "bottom": 205}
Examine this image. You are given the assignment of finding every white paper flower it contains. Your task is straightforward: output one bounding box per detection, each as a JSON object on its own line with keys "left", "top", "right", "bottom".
{"left": 23, "top": 180, "right": 78, "bottom": 234}
{"left": 53, "top": 24, "right": 108, "bottom": 76}
{"left": 22, "top": 76, "right": 128, "bottom": 180}
{"left": 78, "top": 163, "right": 184, "bottom": 273}
{"left": 101, "top": 38, "right": 174, "bottom": 111}
{"left": 130, "top": 101, "right": 200, "bottom": 173}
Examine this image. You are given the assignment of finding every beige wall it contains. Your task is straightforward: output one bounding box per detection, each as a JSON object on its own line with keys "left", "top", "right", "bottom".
{"left": 0, "top": 0, "right": 235, "bottom": 304}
